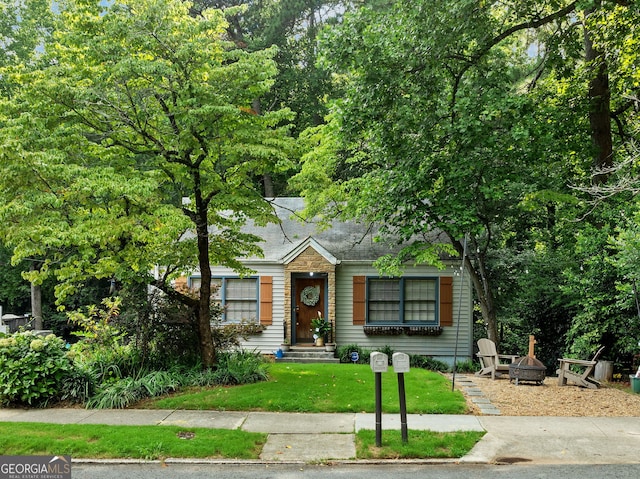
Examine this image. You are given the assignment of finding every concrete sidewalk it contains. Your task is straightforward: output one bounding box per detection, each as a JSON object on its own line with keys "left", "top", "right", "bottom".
{"left": 2, "top": 407, "right": 640, "bottom": 464}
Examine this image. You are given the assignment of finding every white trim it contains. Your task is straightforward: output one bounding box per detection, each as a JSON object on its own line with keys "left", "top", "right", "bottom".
{"left": 280, "top": 236, "right": 340, "bottom": 266}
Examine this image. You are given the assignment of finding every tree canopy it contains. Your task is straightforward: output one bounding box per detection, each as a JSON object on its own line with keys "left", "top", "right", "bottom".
{"left": 294, "top": 0, "right": 640, "bottom": 356}
{"left": 189, "top": 0, "right": 347, "bottom": 195}
{"left": 2, "top": 0, "right": 640, "bottom": 368}
{"left": 0, "top": 0, "right": 295, "bottom": 366}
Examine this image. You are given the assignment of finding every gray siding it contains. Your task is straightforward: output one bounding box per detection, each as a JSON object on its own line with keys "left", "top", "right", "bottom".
{"left": 208, "top": 260, "right": 473, "bottom": 363}
{"left": 209, "top": 263, "right": 286, "bottom": 353}
{"left": 334, "top": 262, "right": 473, "bottom": 365}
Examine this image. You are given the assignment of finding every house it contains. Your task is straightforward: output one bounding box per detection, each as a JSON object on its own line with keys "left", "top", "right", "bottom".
{"left": 187, "top": 197, "right": 473, "bottom": 365}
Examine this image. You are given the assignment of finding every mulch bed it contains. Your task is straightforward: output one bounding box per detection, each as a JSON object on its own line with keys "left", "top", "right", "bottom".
{"left": 456, "top": 374, "right": 640, "bottom": 416}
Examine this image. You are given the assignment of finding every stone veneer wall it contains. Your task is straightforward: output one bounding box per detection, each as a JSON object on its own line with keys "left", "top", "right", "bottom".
{"left": 283, "top": 247, "right": 336, "bottom": 342}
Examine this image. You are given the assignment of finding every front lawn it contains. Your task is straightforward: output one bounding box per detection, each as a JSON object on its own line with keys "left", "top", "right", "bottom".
{"left": 0, "top": 421, "right": 484, "bottom": 460}
{"left": 0, "top": 422, "right": 266, "bottom": 460}
{"left": 356, "top": 429, "right": 484, "bottom": 459}
{"left": 144, "top": 362, "right": 468, "bottom": 414}
{"left": 0, "top": 363, "right": 479, "bottom": 461}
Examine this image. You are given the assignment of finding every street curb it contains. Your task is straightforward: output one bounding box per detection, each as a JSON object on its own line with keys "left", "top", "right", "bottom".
{"left": 71, "top": 457, "right": 483, "bottom": 466}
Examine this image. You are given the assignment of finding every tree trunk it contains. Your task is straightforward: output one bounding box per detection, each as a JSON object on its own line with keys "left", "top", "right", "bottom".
{"left": 449, "top": 234, "right": 499, "bottom": 346}
{"left": 30, "top": 262, "right": 43, "bottom": 330}
{"left": 466, "top": 254, "right": 499, "bottom": 346}
{"left": 193, "top": 169, "right": 216, "bottom": 368}
{"left": 196, "top": 217, "right": 216, "bottom": 368}
{"left": 584, "top": 6, "right": 613, "bottom": 185}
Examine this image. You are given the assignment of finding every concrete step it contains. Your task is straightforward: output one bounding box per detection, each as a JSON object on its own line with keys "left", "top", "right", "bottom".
{"left": 285, "top": 351, "right": 336, "bottom": 359}
{"left": 276, "top": 346, "right": 340, "bottom": 364}
{"left": 276, "top": 357, "right": 340, "bottom": 364}
{"left": 289, "top": 346, "right": 327, "bottom": 352}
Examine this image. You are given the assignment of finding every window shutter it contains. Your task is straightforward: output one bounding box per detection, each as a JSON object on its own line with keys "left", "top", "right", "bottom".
{"left": 259, "top": 276, "right": 273, "bottom": 326}
{"left": 439, "top": 276, "right": 453, "bottom": 327}
{"left": 353, "top": 276, "right": 366, "bottom": 325}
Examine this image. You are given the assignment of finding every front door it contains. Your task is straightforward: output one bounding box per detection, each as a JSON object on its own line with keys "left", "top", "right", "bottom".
{"left": 294, "top": 276, "right": 326, "bottom": 344}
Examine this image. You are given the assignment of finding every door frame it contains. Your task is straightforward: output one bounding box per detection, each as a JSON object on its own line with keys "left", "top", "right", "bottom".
{"left": 292, "top": 272, "right": 328, "bottom": 345}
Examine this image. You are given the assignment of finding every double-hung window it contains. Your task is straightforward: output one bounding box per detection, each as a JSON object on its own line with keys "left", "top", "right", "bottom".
{"left": 190, "top": 276, "right": 259, "bottom": 323}
{"left": 367, "top": 277, "right": 438, "bottom": 325}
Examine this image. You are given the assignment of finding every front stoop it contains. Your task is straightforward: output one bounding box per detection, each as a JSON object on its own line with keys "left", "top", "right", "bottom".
{"left": 277, "top": 346, "right": 340, "bottom": 364}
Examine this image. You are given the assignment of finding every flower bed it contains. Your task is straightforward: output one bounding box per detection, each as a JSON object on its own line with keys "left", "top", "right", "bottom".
{"left": 363, "top": 326, "right": 443, "bottom": 336}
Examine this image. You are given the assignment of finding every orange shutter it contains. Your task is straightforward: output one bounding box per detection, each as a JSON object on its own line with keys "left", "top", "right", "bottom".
{"left": 259, "top": 276, "right": 273, "bottom": 326}
{"left": 353, "top": 276, "right": 366, "bottom": 325}
{"left": 174, "top": 276, "right": 188, "bottom": 290}
{"left": 439, "top": 276, "right": 453, "bottom": 327}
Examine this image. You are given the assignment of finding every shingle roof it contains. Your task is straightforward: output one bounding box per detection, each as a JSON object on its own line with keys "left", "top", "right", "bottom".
{"left": 245, "top": 197, "right": 400, "bottom": 263}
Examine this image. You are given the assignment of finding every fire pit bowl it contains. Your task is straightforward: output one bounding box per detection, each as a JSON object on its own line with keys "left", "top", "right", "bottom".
{"left": 508, "top": 335, "right": 547, "bottom": 385}
{"left": 509, "top": 356, "right": 546, "bottom": 385}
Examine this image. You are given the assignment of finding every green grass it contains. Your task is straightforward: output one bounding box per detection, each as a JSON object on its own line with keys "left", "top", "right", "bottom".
{"left": 0, "top": 364, "right": 479, "bottom": 461}
{"left": 356, "top": 429, "right": 484, "bottom": 459}
{"left": 145, "top": 363, "right": 467, "bottom": 414}
{"left": 0, "top": 422, "right": 266, "bottom": 460}
{"left": 0, "top": 422, "right": 484, "bottom": 460}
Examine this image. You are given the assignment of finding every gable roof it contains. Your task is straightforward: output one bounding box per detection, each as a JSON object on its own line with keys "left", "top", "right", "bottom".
{"left": 243, "top": 197, "right": 401, "bottom": 263}
{"left": 280, "top": 236, "right": 340, "bottom": 265}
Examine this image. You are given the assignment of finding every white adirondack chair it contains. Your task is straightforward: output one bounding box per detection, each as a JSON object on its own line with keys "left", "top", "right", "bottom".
{"left": 475, "top": 338, "right": 518, "bottom": 380}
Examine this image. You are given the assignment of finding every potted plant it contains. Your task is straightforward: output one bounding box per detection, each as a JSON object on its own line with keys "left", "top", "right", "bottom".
{"left": 324, "top": 341, "right": 336, "bottom": 353}
{"left": 323, "top": 314, "right": 336, "bottom": 352}
{"left": 280, "top": 338, "right": 290, "bottom": 352}
{"left": 311, "top": 312, "right": 331, "bottom": 347}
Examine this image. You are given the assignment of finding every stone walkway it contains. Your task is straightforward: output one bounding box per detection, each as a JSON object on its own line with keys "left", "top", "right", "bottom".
{"left": 453, "top": 374, "right": 501, "bottom": 415}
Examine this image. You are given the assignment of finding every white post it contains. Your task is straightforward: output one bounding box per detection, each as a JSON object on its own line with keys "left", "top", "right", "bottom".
{"left": 0, "top": 305, "right": 6, "bottom": 334}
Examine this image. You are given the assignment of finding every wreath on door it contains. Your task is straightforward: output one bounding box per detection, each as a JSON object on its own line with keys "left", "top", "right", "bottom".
{"left": 301, "top": 286, "right": 320, "bottom": 306}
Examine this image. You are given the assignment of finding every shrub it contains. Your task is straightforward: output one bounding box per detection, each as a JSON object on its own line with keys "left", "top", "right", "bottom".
{"left": 86, "top": 377, "right": 147, "bottom": 409}
{"left": 71, "top": 341, "right": 145, "bottom": 383}
{"left": 337, "top": 344, "right": 371, "bottom": 364}
{"left": 0, "top": 332, "right": 74, "bottom": 406}
{"left": 379, "top": 345, "right": 396, "bottom": 361}
{"left": 67, "top": 297, "right": 125, "bottom": 348}
{"left": 117, "top": 286, "right": 203, "bottom": 369}
{"left": 454, "top": 359, "right": 479, "bottom": 373}
{"left": 211, "top": 350, "right": 269, "bottom": 385}
{"left": 409, "top": 354, "right": 450, "bottom": 372}
{"left": 139, "top": 370, "right": 183, "bottom": 397}
{"left": 175, "top": 352, "right": 270, "bottom": 388}
{"left": 179, "top": 365, "right": 220, "bottom": 387}
{"left": 115, "top": 284, "right": 268, "bottom": 369}
{"left": 337, "top": 344, "right": 456, "bottom": 372}
{"left": 211, "top": 320, "right": 267, "bottom": 352}
{"left": 60, "top": 366, "right": 97, "bottom": 404}
{"left": 117, "top": 286, "right": 265, "bottom": 368}
{"left": 68, "top": 298, "right": 149, "bottom": 382}
{"left": 85, "top": 351, "right": 269, "bottom": 409}
{"left": 86, "top": 369, "right": 183, "bottom": 409}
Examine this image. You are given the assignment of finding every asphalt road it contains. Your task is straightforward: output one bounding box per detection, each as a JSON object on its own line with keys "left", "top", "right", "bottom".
{"left": 72, "top": 463, "right": 640, "bottom": 479}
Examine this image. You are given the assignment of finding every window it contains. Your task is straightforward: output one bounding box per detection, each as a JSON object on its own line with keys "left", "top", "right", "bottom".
{"left": 367, "top": 277, "right": 437, "bottom": 325}
{"left": 189, "top": 276, "right": 258, "bottom": 323}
